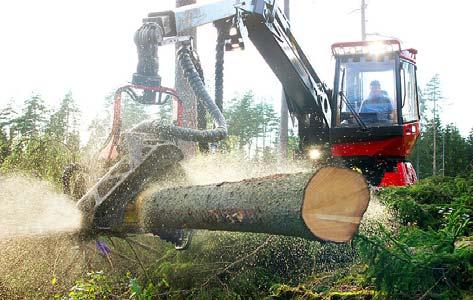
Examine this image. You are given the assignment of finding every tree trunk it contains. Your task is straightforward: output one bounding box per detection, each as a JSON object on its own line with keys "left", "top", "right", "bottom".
{"left": 433, "top": 106, "right": 437, "bottom": 176}
{"left": 138, "top": 166, "right": 370, "bottom": 243}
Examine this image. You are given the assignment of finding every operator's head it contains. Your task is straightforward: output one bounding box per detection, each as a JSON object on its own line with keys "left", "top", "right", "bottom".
{"left": 370, "top": 80, "right": 381, "bottom": 93}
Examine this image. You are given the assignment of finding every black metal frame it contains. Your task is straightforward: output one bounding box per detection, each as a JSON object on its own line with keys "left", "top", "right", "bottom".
{"left": 142, "top": 0, "right": 331, "bottom": 138}
{"left": 399, "top": 59, "right": 421, "bottom": 124}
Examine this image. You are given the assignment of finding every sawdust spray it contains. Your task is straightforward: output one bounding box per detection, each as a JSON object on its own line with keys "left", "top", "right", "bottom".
{"left": 0, "top": 175, "right": 85, "bottom": 298}
{"left": 0, "top": 175, "right": 81, "bottom": 237}
{"left": 181, "top": 152, "right": 312, "bottom": 185}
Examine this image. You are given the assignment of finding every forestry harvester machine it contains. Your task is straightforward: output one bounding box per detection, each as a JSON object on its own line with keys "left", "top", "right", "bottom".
{"left": 72, "top": 0, "right": 421, "bottom": 248}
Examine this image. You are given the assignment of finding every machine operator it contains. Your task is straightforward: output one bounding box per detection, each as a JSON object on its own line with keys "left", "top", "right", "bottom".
{"left": 359, "top": 80, "right": 394, "bottom": 123}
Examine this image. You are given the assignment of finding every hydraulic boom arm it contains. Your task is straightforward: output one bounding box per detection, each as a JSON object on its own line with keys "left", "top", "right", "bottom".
{"left": 139, "top": 0, "right": 332, "bottom": 143}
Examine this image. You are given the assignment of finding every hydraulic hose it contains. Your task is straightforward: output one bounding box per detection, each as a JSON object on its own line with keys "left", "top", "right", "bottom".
{"left": 214, "top": 19, "right": 229, "bottom": 113}
{"left": 133, "top": 44, "right": 227, "bottom": 143}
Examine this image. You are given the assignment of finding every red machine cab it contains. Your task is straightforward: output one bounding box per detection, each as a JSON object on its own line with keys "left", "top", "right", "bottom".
{"left": 330, "top": 40, "right": 420, "bottom": 186}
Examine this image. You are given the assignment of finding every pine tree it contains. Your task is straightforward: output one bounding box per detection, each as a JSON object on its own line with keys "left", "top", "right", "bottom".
{"left": 0, "top": 93, "right": 82, "bottom": 184}
{"left": 0, "top": 128, "right": 8, "bottom": 165}
{"left": 15, "top": 94, "right": 47, "bottom": 138}
{"left": 417, "top": 87, "right": 427, "bottom": 124}
{"left": 441, "top": 124, "right": 470, "bottom": 176}
{"left": 423, "top": 74, "right": 444, "bottom": 176}
{"left": 46, "top": 92, "right": 80, "bottom": 144}
{"left": 466, "top": 128, "right": 473, "bottom": 171}
{"left": 0, "top": 100, "right": 17, "bottom": 128}
{"left": 1, "top": 94, "right": 48, "bottom": 176}
{"left": 224, "top": 92, "right": 265, "bottom": 153}
{"left": 0, "top": 101, "right": 18, "bottom": 163}
{"left": 411, "top": 122, "right": 471, "bottom": 178}
{"left": 410, "top": 122, "right": 437, "bottom": 178}
{"left": 256, "top": 101, "right": 279, "bottom": 157}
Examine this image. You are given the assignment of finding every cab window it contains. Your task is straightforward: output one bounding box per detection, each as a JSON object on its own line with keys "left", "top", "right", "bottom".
{"left": 400, "top": 61, "right": 419, "bottom": 123}
{"left": 336, "top": 55, "right": 397, "bottom": 127}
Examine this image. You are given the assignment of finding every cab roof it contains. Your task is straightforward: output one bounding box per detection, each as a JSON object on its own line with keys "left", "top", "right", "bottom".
{"left": 331, "top": 40, "right": 417, "bottom": 64}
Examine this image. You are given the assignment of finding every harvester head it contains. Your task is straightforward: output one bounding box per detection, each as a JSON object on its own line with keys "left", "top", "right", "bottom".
{"left": 76, "top": 132, "right": 183, "bottom": 236}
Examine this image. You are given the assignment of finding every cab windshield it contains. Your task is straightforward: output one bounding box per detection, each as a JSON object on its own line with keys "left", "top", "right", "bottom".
{"left": 336, "top": 55, "right": 397, "bottom": 127}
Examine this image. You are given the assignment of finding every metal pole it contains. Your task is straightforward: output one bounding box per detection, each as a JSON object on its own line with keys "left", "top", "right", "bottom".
{"left": 361, "top": 0, "right": 366, "bottom": 41}
{"left": 175, "top": 0, "right": 198, "bottom": 157}
{"left": 279, "top": 0, "right": 290, "bottom": 161}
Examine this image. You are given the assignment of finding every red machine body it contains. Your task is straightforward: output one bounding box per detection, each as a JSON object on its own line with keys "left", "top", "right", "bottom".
{"left": 331, "top": 123, "right": 420, "bottom": 157}
{"left": 380, "top": 161, "right": 417, "bottom": 187}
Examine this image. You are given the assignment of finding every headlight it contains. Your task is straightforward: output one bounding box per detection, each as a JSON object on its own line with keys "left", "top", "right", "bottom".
{"left": 308, "top": 148, "right": 322, "bottom": 160}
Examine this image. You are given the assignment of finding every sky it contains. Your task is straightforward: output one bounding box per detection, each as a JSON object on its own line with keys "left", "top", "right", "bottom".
{"left": 1, "top": 0, "right": 472, "bottom": 139}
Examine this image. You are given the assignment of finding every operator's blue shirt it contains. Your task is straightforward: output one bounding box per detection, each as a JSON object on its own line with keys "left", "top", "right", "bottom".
{"left": 359, "top": 93, "right": 393, "bottom": 123}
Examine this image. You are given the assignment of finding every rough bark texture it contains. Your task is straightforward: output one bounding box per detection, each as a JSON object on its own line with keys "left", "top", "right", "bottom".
{"left": 138, "top": 167, "right": 369, "bottom": 242}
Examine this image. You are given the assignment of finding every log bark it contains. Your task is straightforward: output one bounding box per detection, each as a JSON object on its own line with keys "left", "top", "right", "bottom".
{"left": 138, "top": 166, "right": 369, "bottom": 242}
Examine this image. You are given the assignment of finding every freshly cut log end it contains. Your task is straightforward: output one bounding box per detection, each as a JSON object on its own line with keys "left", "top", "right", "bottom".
{"left": 138, "top": 166, "right": 369, "bottom": 243}
{"left": 302, "top": 167, "right": 369, "bottom": 242}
